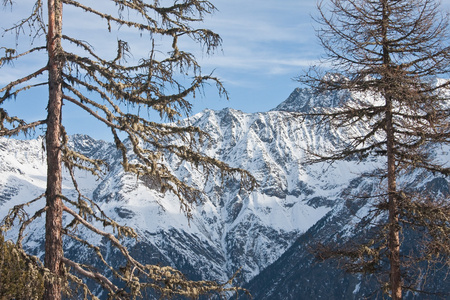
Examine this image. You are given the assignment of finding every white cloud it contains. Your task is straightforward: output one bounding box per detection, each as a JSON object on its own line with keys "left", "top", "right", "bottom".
{"left": 1, "top": 0, "right": 322, "bottom": 126}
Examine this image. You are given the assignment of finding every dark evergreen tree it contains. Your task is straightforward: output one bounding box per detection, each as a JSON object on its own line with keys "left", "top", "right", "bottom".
{"left": 0, "top": 0, "right": 255, "bottom": 299}
{"left": 0, "top": 233, "right": 44, "bottom": 299}
{"left": 301, "top": 0, "right": 450, "bottom": 299}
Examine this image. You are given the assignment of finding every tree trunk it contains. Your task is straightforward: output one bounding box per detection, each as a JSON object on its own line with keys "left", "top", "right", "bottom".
{"left": 44, "top": 0, "right": 64, "bottom": 299}
{"left": 386, "top": 94, "right": 402, "bottom": 300}
{"left": 382, "top": 1, "right": 402, "bottom": 298}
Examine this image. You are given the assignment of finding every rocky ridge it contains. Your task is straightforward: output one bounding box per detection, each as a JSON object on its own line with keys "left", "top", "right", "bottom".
{"left": 0, "top": 87, "right": 448, "bottom": 299}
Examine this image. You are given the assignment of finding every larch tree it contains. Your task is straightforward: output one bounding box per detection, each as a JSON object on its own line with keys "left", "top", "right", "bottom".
{"left": 300, "top": 0, "right": 450, "bottom": 299}
{"left": 0, "top": 0, "right": 255, "bottom": 299}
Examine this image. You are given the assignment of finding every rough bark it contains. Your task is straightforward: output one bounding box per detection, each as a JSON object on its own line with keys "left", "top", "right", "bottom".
{"left": 44, "top": 0, "right": 64, "bottom": 299}
{"left": 386, "top": 95, "right": 402, "bottom": 300}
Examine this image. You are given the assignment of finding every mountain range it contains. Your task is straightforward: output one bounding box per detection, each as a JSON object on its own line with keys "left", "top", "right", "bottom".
{"left": 0, "top": 87, "right": 448, "bottom": 299}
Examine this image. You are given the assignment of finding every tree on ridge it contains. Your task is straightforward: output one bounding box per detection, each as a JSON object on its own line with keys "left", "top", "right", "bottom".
{"left": 301, "top": 0, "right": 450, "bottom": 299}
{"left": 0, "top": 0, "right": 255, "bottom": 299}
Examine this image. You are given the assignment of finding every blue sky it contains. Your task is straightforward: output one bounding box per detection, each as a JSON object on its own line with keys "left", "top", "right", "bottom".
{"left": 2, "top": 0, "right": 450, "bottom": 140}
{"left": 187, "top": 0, "right": 320, "bottom": 114}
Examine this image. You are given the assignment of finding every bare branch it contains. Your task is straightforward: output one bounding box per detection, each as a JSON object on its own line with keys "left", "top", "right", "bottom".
{"left": 62, "top": 257, "right": 119, "bottom": 295}
{"left": 0, "top": 66, "right": 48, "bottom": 100}
{"left": 0, "top": 46, "right": 46, "bottom": 66}
{"left": 0, "top": 118, "right": 47, "bottom": 137}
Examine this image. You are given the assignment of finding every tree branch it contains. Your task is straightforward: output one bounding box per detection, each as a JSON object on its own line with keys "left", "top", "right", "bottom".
{"left": 0, "top": 66, "right": 48, "bottom": 99}
{"left": 61, "top": 257, "right": 119, "bottom": 295}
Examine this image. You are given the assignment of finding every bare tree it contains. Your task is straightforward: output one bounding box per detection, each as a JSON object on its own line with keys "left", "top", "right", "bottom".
{"left": 301, "top": 0, "right": 450, "bottom": 299}
{"left": 0, "top": 0, "right": 255, "bottom": 299}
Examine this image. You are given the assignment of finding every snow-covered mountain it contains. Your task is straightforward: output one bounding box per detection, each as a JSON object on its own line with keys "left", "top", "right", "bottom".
{"left": 0, "top": 88, "right": 448, "bottom": 299}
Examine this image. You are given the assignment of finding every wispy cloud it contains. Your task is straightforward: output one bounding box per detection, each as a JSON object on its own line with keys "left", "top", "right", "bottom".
{"left": 1, "top": 0, "right": 324, "bottom": 124}
{"left": 192, "top": 0, "right": 321, "bottom": 79}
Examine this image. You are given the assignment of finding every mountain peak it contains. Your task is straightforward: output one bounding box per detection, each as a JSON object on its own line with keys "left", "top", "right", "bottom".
{"left": 271, "top": 87, "right": 352, "bottom": 113}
